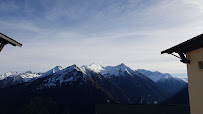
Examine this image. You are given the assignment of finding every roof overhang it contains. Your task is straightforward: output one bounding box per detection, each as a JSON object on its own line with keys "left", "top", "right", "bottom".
{"left": 161, "top": 34, "right": 203, "bottom": 64}
{"left": 0, "top": 33, "right": 22, "bottom": 52}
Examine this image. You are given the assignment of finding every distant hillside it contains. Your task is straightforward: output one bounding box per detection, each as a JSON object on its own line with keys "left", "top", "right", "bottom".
{"left": 162, "top": 86, "right": 190, "bottom": 105}
{"left": 137, "top": 69, "right": 187, "bottom": 96}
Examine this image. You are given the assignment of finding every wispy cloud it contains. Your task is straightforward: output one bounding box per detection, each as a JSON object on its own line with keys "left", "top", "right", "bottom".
{"left": 0, "top": 0, "right": 202, "bottom": 74}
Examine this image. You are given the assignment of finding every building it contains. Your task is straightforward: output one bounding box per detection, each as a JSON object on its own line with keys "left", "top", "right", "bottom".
{"left": 161, "top": 34, "right": 203, "bottom": 114}
{"left": 0, "top": 33, "right": 22, "bottom": 52}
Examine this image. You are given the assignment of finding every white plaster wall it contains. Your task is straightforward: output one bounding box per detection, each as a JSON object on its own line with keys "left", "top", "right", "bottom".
{"left": 186, "top": 48, "right": 203, "bottom": 114}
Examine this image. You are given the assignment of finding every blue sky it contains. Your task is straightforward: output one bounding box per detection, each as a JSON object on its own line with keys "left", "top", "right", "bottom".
{"left": 0, "top": 0, "right": 203, "bottom": 77}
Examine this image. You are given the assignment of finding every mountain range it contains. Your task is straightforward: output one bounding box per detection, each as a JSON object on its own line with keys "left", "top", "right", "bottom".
{"left": 0, "top": 63, "right": 188, "bottom": 113}
{"left": 137, "top": 69, "right": 187, "bottom": 96}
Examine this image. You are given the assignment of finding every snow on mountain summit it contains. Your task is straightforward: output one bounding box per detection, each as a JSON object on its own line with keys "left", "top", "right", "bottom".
{"left": 39, "top": 64, "right": 89, "bottom": 88}
{"left": 99, "top": 63, "right": 136, "bottom": 76}
{"left": 137, "top": 69, "right": 187, "bottom": 96}
{"left": 42, "top": 66, "right": 63, "bottom": 76}
{"left": 0, "top": 71, "right": 18, "bottom": 80}
{"left": 62, "top": 64, "right": 81, "bottom": 73}
{"left": 85, "top": 63, "right": 104, "bottom": 73}
{"left": 157, "top": 76, "right": 185, "bottom": 83}
{"left": 40, "top": 63, "right": 146, "bottom": 88}
{"left": 0, "top": 63, "right": 187, "bottom": 102}
{"left": 80, "top": 63, "right": 146, "bottom": 80}
{"left": 137, "top": 69, "right": 173, "bottom": 82}
{"left": 156, "top": 75, "right": 187, "bottom": 96}
{"left": 18, "top": 72, "right": 42, "bottom": 82}
{"left": 117, "top": 63, "right": 132, "bottom": 72}
{"left": 78, "top": 63, "right": 132, "bottom": 75}
{"left": 49, "top": 66, "right": 63, "bottom": 73}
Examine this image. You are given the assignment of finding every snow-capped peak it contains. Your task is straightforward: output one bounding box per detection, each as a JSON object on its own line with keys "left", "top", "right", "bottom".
{"left": 117, "top": 63, "right": 132, "bottom": 72}
{"left": 18, "top": 72, "right": 42, "bottom": 82}
{"left": 53, "top": 66, "right": 63, "bottom": 73}
{"left": 61, "top": 64, "right": 87, "bottom": 75}
{"left": 42, "top": 66, "right": 63, "bottom": 77}
{"left": 99, "top": 63, "right": 134, "bottom": 76}
{"left": 137, "top": 69, "right": 175, "bottom": 82}
{"left": 39, "top": 64, "right": 89, "bottom": 88}
{"left": 119, "top": 63, "right": 126, "bottom": 66}
{"left": 3, "top": 71, "right": 18, "bottom": 77}
{"left": 63, "top": 64, "right": 78, "bottom": 71}
{"left": 0, "top": 71, "right": 18, "bottom": 80}
{"left": 86, "top": 63, "right": 104, "bottom": 73}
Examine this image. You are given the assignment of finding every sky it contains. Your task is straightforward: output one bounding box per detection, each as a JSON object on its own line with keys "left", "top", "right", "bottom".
{"left": 0, "top": 0, "right": 203, "bottom": 77}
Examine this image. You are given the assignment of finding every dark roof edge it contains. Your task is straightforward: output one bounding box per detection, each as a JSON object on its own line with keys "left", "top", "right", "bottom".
{"left": 161, "top": 34, "right": 203, "bottom": 54}
{"left": 0, "top": 33, "right": 22, "bottom": 47}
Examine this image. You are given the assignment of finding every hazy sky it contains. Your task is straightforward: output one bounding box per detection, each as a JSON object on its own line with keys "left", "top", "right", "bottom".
{"left": 0, "top": 0, "right": 203, "bottom": 75}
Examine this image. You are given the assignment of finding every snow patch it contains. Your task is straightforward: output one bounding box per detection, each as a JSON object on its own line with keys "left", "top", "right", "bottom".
{"left": 137, "top": 69, "right": 173, "bottom": 82}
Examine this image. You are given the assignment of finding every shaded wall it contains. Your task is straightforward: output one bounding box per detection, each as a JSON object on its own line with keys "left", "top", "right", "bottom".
{"left": 186, "top": 48, "right": 203, "bottom": 114}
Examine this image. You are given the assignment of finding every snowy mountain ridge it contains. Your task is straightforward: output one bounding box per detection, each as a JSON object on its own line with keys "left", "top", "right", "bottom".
{"left": 137, "top": 69, "right": 175, "bottom": 82}
{"left": 180, "top": 78, "right": 188, "bottom": 82}
{"left": 18, "top": 72, "right": 42, "bottom": 82}
{"left": 0, "top": 63, "right": 188, "bottom": 104}
{"left": 0, "top": 71, "right": 18, "bottom": 80}
{"left": 41, "top": 66, "right": 63, "bottom": 77}
{"left": 156, "top": 75, "right": 187, "bottom": 96}
{"left": 0, "top": 63, "right": 187, "bottom": 88}
{"left": 157, "top": 75, "right": 186, "bottom": 84}
{"left": 0, "top": 66, "right": 63, "bottom": 81}
{"left": 35, "top": 63, "right": 168, "bottom": 104}
{"left": 84, "top": 63, "right": 143, "bottom": 78}
{"left": 0, "top": 71, "right": 41, "bottom": 81}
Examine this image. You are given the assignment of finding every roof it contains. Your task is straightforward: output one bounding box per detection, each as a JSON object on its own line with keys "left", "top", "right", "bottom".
{"left": 161, "top": 34, "right": 203, "bottom": 54}
{"left": 0, "top": 33, "right": 22, "bottom": 47}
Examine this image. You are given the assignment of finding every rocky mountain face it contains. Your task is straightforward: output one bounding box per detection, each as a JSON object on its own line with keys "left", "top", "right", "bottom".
{"left": 137, "top": 69, "right": 173, "bottom": 82}
{"left": 0, "top": 71, "right": 18, "bottom": 80}
{"left": 84, "top": 63, "right": 168, "bottom": 104}
{"left": 137, "top": 69, "right": 188, "bottom": 96}
{"left": 156, "top": 76, "right": 187, "bottom": 96}
{"left": 162, "top": 86, "right": 190, "bottom": 105}
{"left": 0, "top": 63, "right": 188, "bottom": 113}
{"left": 0, "top": 71, "right": 42, "bottom": 88}
{"left": 24, "top": 64, "right": 167, "bottom": 104}
{"left": 0, "top": 66, "right": 63, "bottom": 88}
{"left": 41, "top": 66, "right": 63, "bottom": 77}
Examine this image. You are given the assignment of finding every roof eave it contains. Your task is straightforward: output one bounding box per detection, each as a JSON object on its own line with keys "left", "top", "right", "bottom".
{"left": 0, "top": 33, "right": 22, "bottom": 47}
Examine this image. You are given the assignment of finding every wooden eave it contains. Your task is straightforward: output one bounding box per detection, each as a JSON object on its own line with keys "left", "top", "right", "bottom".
{"left": 0, "top": 33, "right": 22, "bottom": 47}
{"left": 161, "top": 34, "right": 203, "bottom": 54}
{"left": 161, "top": 34, "right": 203, "bottom": 64}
